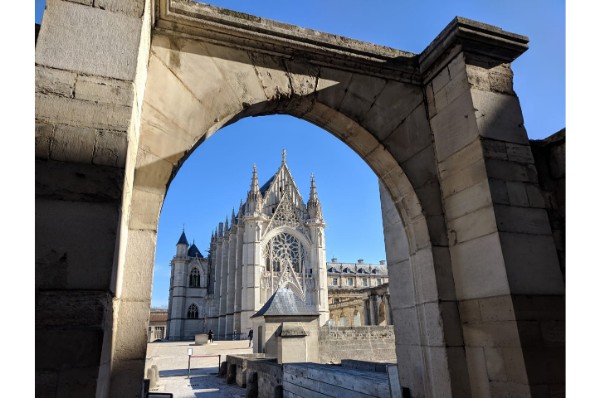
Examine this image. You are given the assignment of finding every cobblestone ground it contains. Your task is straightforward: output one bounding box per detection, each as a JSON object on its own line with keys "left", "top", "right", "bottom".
{"left": 145, "top": 339, "right": 252, "bottom": 397}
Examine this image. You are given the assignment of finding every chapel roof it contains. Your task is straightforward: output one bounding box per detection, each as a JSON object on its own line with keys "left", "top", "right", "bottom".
{"left": 188, "top": 243, "right": 203, "bottom": 258}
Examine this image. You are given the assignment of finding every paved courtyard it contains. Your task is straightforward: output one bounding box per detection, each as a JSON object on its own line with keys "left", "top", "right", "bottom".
{"left": 145, "top": 339, "right": 253, "bottom": 397}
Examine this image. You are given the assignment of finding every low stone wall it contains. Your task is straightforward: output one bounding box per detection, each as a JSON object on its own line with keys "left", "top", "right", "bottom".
{"left": 319, "top": 326, "right": 396, "bottom": 364}
{"left": 225, "top": 354, "right": 277, "bottom": 390}
{"left": 247, "top": 359, "right": 284, "bottom": 398}
{"left": 283, "top": 363, "right": 391, "bottom": 398}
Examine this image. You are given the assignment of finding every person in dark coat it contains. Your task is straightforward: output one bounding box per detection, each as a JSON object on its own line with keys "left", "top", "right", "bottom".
{"left": 248, "top": 329, "right": 254, "bottom": 348}
{"left": 208, "top": 329, "right": 214, "bottom": 344}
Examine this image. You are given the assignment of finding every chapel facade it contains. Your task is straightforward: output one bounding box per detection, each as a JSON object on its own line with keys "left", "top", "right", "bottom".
{"left": 166, "top": 151, "right": 329, "bottom": 340}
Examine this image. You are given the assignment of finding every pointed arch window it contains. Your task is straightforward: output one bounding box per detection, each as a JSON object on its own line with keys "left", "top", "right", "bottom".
{"left": 187, "top": 304, "right": 199, "bottom": 319}
{"left": 264, "top": 232, "right": 305, "bottom": 273}
{"left": 189, "top": 267, "right": 201, "bottom": 288}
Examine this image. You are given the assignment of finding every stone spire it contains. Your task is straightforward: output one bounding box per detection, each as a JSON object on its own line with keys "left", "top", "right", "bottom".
{"left": 281, "top": 148, "right": 287, "bottom": 164}
{"left": 245, "top": 164, "right": 263, "bottom": 215}
{"left": 307, "top": 173, "right": 323, "bottom": 221}
{"left": 231, "top": 207, "right": 237, "bottom": 226}
{"left": 224, "top": 215, "right": 229, "bottom": 231}
{"left": 218, "top": 222, "right": 224, "bottom": 238}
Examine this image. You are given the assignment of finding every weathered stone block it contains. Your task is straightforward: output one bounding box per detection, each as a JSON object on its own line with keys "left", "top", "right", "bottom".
{"left": 525, "top": 184, "right": 546, "bottom": 208}
{"left": 463, "top": 321, "right": 521, "bottom": 348}
{"left": 36, "top": 290, "right": 111, "bottom": 329}
{"left": 466, "top": 64, "right": 491, "bottom": 92}
{"left": 35, "top": 65, "right": 76, "bottom": 97}
{"left": 362, "top": 80, "right": 423, "bottom": 141}
{"left": 36, "top": 93, "right": 132, "bottom": 131}
{"left": 447, "top": 205, "right": 497, "bottom": 245}
{"left": 93, "top": 129, "right": 128, "bottom": 167}
{"left": 338, "top": 72, "right": 387, "bottom": 122}
{"left": 494, "top": 205, "right": 552, "bottom": 235}
{"left": 430, "top": 89, "right": 479, "bottom": 162}
{"left": 484, "top": 347, "right": 507, "bottom": 382}
{"left": 444, "top": 179, "right": 492, "bottom": 221}
{"left": 431, "top": 66, "right": 450, "bottom": 94}
{"left": 484, "top": 158, "right": 533, "bottom": 183}
{"left": 35, "top": 122, "right": 54, "bottom": 160}
{"left": 129, "top": 189, "right": 164, "bottom": 231}
{"left": 51, "top": 124, "right": 96, "bottom": 164}
{"left": 440, "top": 158, "right": 488, "bottom": 200}
{"left": 471, "top": 89, "right": 528, "bottom": 144}
{"left": 451, "top": 232, "right": 510, "bottom": 300}
{"left": 74, "top": 75, "right": 134, "bottom": 106}
{"left": 506, "top": 142, "right": 535, "bottom": 164}
{"left": 478, "top": 295, "right": 515, "bottom": 322}
{"left": 466, "top": 346, "right": 492, "bottom": 398}
{"left": 95, "top": 0, "right": 145, "bottom": 17}
{"left": 505, "top": 181, "right": 529, "bottom": 207}
{"left": 36, "top": 197, "right": 119, "bottom": 290}
{"left": 36, "top": 0, "right": 143, "bottom": 81}
{"left": 459, "top": 299, "right": 481, "bottom": 323}
{"left": 499, "top": 232, "right": 564, "bottom": 295}
{"left": 431, "top": 246, "right": 457, "bottom": 302}
{"left": 384, "top": 103, "right": 432, "bottom": 164}
{"left": 36, "top": 330, "right": 104, "bottom": 369}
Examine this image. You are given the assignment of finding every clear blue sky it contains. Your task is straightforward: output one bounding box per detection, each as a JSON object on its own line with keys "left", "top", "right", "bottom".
{"left": 34, "top": 1, "right": 566, "bottom": 309}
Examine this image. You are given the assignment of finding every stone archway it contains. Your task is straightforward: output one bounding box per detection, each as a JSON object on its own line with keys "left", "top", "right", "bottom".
{"left": 35, "top": 1, "right": 565, "bottom": 397}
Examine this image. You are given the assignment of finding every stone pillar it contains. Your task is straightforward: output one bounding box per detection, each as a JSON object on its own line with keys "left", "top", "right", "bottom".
{"left": 213, "top": 226, "right": 223, "bottom": 338}
{"left": 234, "top": 224, "right": 244, "bottom": 334}
{"left": 240, "top": 219, "right": 262, "bottom": 333}
{"left": 421, "top": 17, "right": 565, "bottom": 397}
{"left": 383, "top": 295, "right": 393, "bottom": 326}
{"left": 219, "top": 230, "right": 229, "bottom": 339}
{"left": 35, "top": 1, "right": 151, "bottom": 397}
{"left": 226, "top": 231, "right": 237, "bottom": 337}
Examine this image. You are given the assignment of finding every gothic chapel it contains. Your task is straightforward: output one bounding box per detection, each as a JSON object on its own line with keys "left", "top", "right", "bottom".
{"left": 167, "top": 151, "right": 329, "bottom": 340}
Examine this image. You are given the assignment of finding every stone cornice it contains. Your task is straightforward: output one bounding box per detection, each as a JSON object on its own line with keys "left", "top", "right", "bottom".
{"left": 156, "top": 0, "right": 420, "bottom": 83}
{"left": 419, "top": 16, "right": 529, "bottom": 83}
{"left": 155, "top": 2, "right": 529, "bottom": 86}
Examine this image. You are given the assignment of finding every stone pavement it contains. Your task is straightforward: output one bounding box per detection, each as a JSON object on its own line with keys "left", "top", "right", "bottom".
{"left": 145, "top": 339, "right": 253, "bottom": 397}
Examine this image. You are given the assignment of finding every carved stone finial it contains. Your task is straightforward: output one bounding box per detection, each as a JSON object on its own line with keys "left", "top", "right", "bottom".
{"left": 282, "top": 148, "right": 287, "bottom": 164}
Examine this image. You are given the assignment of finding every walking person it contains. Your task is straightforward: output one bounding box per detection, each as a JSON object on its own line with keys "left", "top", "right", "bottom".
{"left": 208, "top": 329, "right": 213, "bottom": 344}
{"left": 248, "top": 329, "right": 254, "bottom": 348}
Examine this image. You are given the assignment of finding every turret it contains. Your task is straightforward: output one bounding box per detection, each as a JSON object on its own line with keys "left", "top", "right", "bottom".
{"left": 244, "top": 164, "right": 263, "bottom": 215}
{"left": 176, "top": 229, "right": 189, "bottom": 258}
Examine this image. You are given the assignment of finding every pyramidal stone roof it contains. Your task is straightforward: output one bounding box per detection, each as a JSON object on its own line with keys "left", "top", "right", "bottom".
{"left": 251, "top": 287, "right": 319, "bottom": 318}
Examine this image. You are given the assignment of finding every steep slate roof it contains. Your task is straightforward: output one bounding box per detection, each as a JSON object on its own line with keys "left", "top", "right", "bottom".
{"left": 259, "top": 175, "right": 275, "bottom": 196}
{"left": 251, "top": 287, "right": 319, "bottom": 318}
{"left": 188, "top": 243, "right": 203, "bottom": 258}
{"left": 177, "top": 231, "right": 189, "bottom": 245}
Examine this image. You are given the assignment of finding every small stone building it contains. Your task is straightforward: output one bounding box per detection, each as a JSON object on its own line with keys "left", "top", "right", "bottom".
{"left": 148, "top": 309, "right": 168, "bottom": 342}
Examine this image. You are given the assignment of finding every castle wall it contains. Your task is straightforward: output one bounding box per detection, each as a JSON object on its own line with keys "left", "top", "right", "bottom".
{"left": 318, "top": 326, "right": 397, "bottom": 364}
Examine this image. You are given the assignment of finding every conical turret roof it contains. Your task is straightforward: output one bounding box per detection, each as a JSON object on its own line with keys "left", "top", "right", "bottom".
{"left": 177, "top": 230, "right": 189, "bottom": 246}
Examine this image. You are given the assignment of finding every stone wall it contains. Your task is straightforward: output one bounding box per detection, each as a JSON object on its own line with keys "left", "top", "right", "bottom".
{"left": 247, "top": 359, "right": 283, "bottom": 398}
{"left": 530, "top": 129, "right": 566, "bottom": 278}
{"left": 318, "top": 326, "right": 396, "bottom": 364}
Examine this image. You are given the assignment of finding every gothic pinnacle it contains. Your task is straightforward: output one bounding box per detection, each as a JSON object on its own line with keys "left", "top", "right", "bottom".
{"left": 307, "top": 173, "right": 323, "bottom": 221}
{"left": 281, "top": 148, "right": 287, "bottom": 164}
